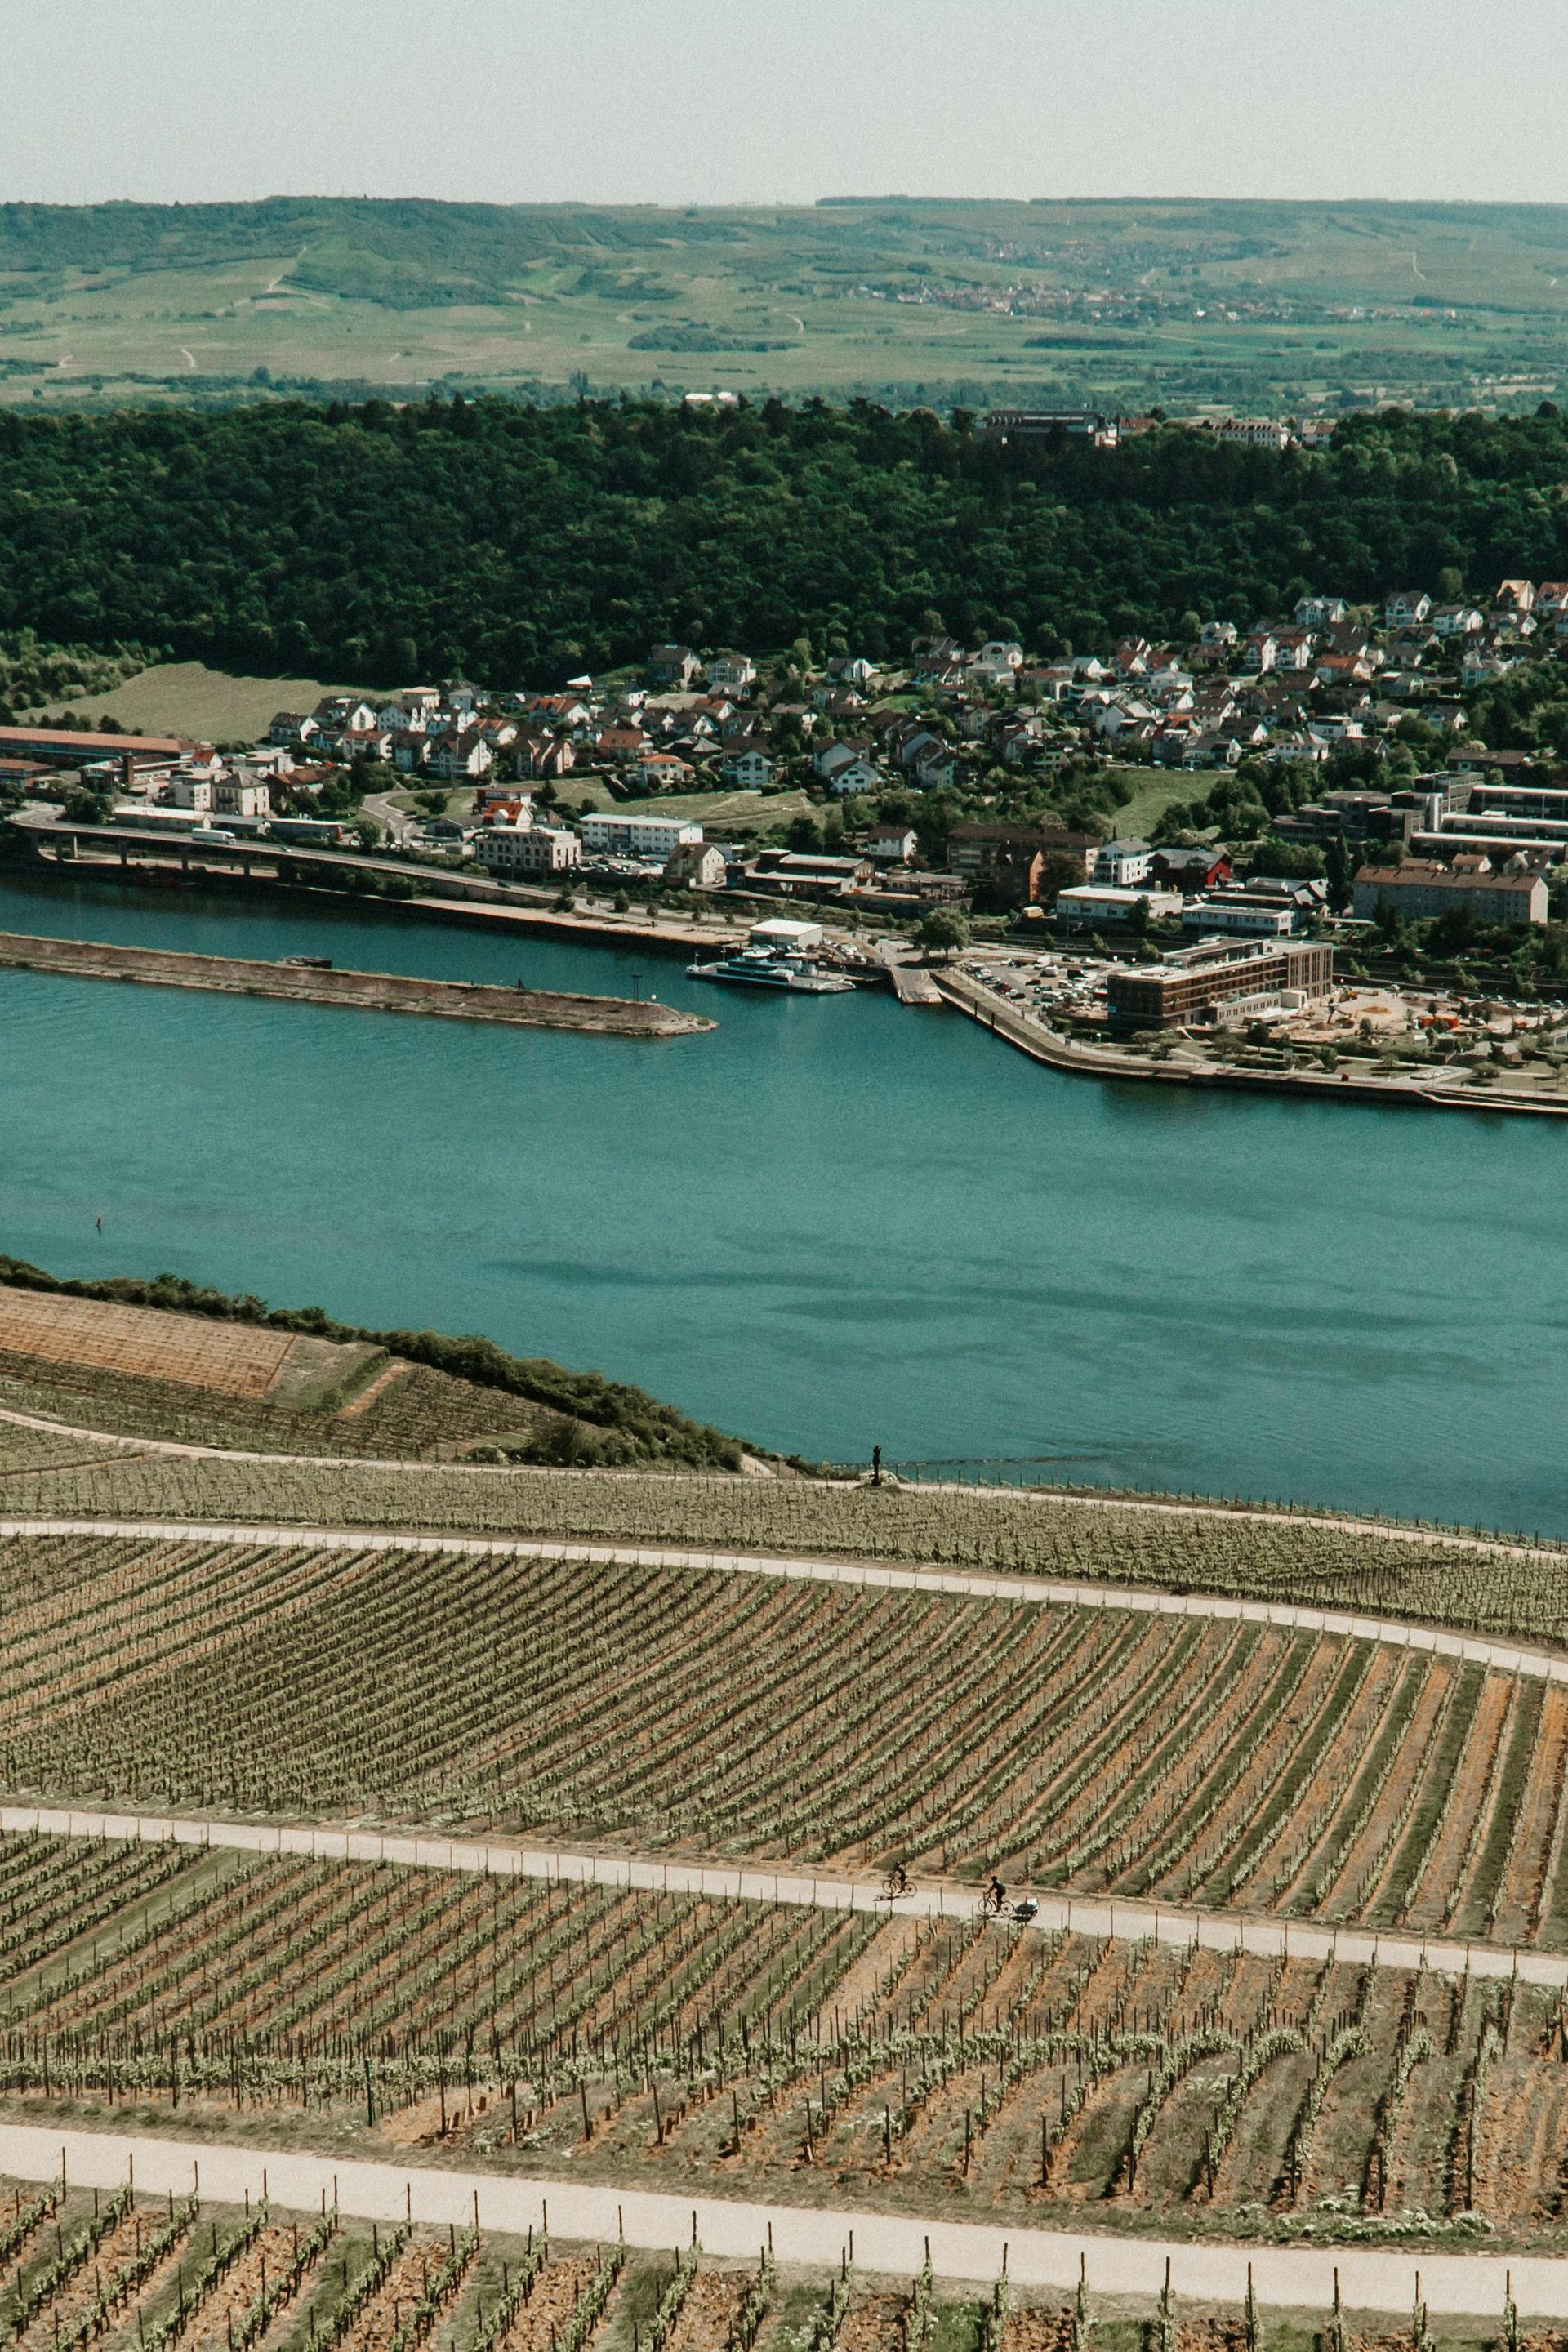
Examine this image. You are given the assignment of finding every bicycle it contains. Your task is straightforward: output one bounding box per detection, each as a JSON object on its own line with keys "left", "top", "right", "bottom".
{"left": 876, "top": 1865, "right": 911, "bottom": 1904}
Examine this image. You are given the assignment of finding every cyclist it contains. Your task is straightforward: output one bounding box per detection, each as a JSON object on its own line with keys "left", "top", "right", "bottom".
{"left": 985, "top": 1875, "right": 1007, "bottom": 1916}
{"left": 879, "top": 1862, "right": 911, "bottom": 1901}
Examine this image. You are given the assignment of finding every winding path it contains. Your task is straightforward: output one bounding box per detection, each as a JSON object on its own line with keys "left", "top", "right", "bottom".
{"left": 0, "top": 2123, "right": 1550, "bottom": 2316}
{"left": 0, "top": 1794, "right": 1558, "bottom": 1986}
{"left": 2, "top": 1509, "right": 1564, "bottom": 1680}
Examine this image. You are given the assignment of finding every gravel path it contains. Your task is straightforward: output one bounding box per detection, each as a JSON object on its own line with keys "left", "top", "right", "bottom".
{"left": 0, "top": 1796, "right": 1558, "bottom": 1988}
{"left": 0, "top": 2123, "right": 1550, "bottom": 2318}
{"left": 0, "top": 1508, "right": 1562, "bottom": 1682}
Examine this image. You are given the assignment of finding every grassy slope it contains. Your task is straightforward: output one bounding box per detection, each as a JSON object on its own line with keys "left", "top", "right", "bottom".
{"left": 19, "top": 660, "right": 365, "bottom": 740}
{"left": 1107, "top": 771, "right": 1202, "bottom": 838}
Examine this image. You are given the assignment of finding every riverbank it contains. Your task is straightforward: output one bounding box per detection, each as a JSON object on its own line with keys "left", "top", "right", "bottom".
{"left": 2, "top": 867, "right": 1566, "bottom": 1530}
{"left": 935, "top": 968, "right": 1568, "bottom": 1120}
{"left": 0, "top": 929, "right": 711, "bottom": 1038}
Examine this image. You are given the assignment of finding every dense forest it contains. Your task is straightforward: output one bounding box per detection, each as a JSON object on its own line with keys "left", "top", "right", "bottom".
{"left": 1, "top": 397, "right": 1566, "bottom": 684}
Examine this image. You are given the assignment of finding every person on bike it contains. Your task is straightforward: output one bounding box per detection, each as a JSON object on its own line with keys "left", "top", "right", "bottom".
{"left": 889, "top": 1862, "right": 909, "bottom": 1895}
{"left": 987, "top": 1875, "right": 1006, "bottom": 1914}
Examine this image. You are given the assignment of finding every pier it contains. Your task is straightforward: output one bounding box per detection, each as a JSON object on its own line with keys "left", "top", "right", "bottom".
{"left": 0, "top": 931, "right": 712, "bottom": 1039}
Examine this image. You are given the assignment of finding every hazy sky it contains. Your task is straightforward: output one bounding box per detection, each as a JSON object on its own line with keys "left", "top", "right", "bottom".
{"left": 3, "top": 0, "right": 1562, "bottom": 209}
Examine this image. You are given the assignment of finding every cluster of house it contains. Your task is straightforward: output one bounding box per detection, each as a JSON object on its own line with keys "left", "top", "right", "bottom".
{"left": 247, "top": 573, "right": 1568, "bottom": 829}
{"left": 945, "top": 823, "right": 1332, "bottom": 936}
{"left": 1019, "top": 577, "right": 1566, "bottom": 773}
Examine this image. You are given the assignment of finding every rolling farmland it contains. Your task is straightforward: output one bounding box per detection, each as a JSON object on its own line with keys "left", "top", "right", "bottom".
{"left": 6, "top": 196, "right": 1568, "bottom": 416}
{"left": 4, "top": 1534, "right": 1568, "bottom": 1955}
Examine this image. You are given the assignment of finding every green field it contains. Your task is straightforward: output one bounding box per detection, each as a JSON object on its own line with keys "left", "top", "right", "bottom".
{"left": 21, "top": 659, "right": 366, "bottom": 741}
{"left": 4, "top": 195, "right": 1568, "bottom": 414}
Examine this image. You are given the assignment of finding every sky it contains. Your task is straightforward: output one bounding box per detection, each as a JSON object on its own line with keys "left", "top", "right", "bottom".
{"left": 2, "top": 0, "right": 1563, "bottom": 210}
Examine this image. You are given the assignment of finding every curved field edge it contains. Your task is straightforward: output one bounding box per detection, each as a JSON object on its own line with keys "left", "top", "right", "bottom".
{"left": 0, "top": 1416, "right": 1562, "bottom": 1654}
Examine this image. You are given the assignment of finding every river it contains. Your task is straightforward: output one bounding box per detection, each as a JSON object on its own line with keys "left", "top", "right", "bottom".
{"left": 0, "top": 867, "right": 1562, "bottom": 1532}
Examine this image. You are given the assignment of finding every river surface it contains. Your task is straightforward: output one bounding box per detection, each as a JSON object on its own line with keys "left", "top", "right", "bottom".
{"left": 0, "top": 867, "right": 1563, "bottom": 1531}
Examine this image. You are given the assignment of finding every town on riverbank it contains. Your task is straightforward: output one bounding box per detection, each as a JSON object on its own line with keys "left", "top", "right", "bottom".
{"left": 7, "top": 558, "right": 1568, "bottom": 1106}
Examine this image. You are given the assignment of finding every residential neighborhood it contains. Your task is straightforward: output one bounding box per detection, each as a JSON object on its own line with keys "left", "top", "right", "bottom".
{"left": 7, "top": 566, "right": 1568, "bottom": 994}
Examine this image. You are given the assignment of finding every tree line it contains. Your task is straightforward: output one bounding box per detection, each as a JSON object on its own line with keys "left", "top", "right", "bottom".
{"left": 0, "top": 395, "right": 1566, "bottom": 685}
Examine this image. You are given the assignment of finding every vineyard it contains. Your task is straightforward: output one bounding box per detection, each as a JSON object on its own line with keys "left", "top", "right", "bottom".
{"left": 0, "top": 1425, "right": 1564, "bottom": 1650}
{"left": 0, "top": 2177, "right": 789, "bottom": 2352}
{"left": 3, "top": 1841, "right": 1568, "bottom": 2245}
{"left": 0, "top": 1291, "right": 301, "bottom": 1401}
{"left": 4, "top": 1535, "right": 1568, "bottom": 1953}
{"left": 0, "top": 1350, "right": 587, "bottom": 1463}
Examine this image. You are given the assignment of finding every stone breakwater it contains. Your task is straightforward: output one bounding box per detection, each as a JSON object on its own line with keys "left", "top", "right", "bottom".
{"left": 0, "top": 930, "right": 711, "bottom": 1039}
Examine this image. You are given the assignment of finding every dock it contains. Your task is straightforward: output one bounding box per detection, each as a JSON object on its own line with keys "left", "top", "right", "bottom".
{"left": 888, "top": 962, "right": 945, "bottom": 1006}
{"left": 0, "top": 932, "right": 712, "bottom": 1039}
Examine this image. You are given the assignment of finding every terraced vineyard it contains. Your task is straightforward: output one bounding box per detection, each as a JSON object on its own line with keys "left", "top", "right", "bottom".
{"left": 5, "top": 1535, "right": 1568, "bottom": 1952}
{"left": 4, "top": 1838, "right": 1568, "bottom": 2241}
{"left": 2, "top": 1422, "right": 1565, "bottom": 1647}
{"left": 0, "top": 1351, "right": 595, "bottom": 1463}
{"left": 0, "top": 1290, "right": 300, "bottom": 1400}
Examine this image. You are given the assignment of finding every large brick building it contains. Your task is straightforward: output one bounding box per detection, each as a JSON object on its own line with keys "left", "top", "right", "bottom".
{"left": 1107, "top": 938, "right": 1334, "bottom": 1031}
{"left": 946, "top": 823, "right": 1097, "bottom": 907}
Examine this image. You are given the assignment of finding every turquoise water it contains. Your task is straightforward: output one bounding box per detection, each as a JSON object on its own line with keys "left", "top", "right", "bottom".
{"left": 0, "top": 867, "right": 1564, "bottom": 1531}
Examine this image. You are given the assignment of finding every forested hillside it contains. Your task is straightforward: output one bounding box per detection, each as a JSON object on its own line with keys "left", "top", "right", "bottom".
{"left": 2, "top": 398, "right": 1566, "bottom": 684}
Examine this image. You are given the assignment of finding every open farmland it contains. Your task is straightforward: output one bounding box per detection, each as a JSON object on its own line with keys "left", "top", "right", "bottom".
{"left": 7, "top": 195, "right": 1568, "bottom": 416}
{"left": 3, "top": 1837, "right": 1568, "bottom": 2246}
{"left": 6, "top": 1534, "right": 1568, "bottom": 1954}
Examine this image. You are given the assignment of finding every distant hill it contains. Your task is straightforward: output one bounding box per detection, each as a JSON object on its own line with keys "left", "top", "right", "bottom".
{"left": 1, "top": 195, "right": 1566, "bottom": 414}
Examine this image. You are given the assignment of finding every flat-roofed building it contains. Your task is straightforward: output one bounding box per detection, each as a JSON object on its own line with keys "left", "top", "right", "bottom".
{"left": 474, "top": 821, "right": 580, "bottom": 875}
{"left": 580, "top": 812, "right": 702, "bottom": 859}
{"left": 1057, "top": 884, "right": 1182, "bottom": 930}
{"left": 1107, "top": 938, "right": 1334, "bottom": 1031}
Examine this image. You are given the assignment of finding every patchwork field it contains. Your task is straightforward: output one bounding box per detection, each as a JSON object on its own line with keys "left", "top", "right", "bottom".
{"left": 7, "top": 195, "right": 1568, "bottom": 416}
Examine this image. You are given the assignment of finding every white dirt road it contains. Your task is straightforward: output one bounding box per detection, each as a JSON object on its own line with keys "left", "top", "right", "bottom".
{"left": 1, "top": 1797, "right": 1559, "bottom": 1989}
{"left": 0, "top": 2123, "right": 1546, "bottom": 2318}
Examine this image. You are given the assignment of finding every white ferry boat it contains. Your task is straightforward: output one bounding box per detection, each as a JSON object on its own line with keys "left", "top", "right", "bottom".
{"left": 687, "top": 942, "right": 855, "bottom": 993}
{"left": 688, "top": 919, "right": 857, "bottom": 995}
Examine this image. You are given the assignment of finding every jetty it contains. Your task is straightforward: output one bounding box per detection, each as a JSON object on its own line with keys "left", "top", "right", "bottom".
{"left": 0, "top": 932, "right": 711, "bottom": 1039}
